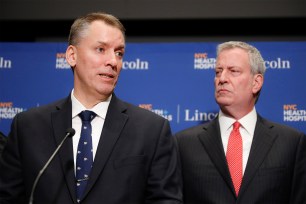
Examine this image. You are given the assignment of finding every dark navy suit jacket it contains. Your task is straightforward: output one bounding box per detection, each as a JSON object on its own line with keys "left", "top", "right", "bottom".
{"left": 0, "top": 94, "right": 182, "bottom": 204}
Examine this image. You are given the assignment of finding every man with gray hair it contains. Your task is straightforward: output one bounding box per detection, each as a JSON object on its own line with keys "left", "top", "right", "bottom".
{"left": 175, "top": 41, "right": 306, "bottom": 204}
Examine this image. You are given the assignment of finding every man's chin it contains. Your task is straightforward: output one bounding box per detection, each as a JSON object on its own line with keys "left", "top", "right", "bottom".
{"left": 215, "top": 97, "right": 232, "bottom": 106}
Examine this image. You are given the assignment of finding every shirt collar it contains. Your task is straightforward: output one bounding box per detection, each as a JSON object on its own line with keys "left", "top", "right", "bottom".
{"left": 71, "top": 89, "right": 111, "bottom": 119}
{"left": 218, "top": 107, "right": 257, "bottom": 134}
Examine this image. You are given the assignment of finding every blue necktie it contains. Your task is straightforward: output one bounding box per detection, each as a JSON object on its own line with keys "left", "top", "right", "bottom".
{"left": 76, "top": 110, "right": 96, "bottom": 202}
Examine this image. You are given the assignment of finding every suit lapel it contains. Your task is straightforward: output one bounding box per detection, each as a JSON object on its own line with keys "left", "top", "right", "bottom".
{"left": 198, "top": 119, "right": 235, "bottom": 194}
{"left": 84, "top": 95, "right": 128, "bottom": 196}
{"left": 239, "top": 115, "right": 278, "bottom": 196}
{"left": 51, "top": 96, "right": 77, "bottom": 202}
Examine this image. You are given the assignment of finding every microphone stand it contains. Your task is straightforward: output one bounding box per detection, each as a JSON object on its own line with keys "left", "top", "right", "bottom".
{"left": 29, "top": 128, "right": 75, "bottom": 204}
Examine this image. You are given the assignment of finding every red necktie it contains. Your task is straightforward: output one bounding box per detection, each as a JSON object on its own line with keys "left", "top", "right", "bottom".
{"left": 226, "top": 121, "right": 243, "bottom": 196}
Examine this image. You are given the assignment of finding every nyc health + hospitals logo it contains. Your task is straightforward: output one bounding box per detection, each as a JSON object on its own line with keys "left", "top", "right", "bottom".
{"left": 0, "top": 102, "right": 26, "bottom": 120}
{"left": 55, "top": 53, "right": 70, "bottom": 69}
{"left": 283, "top": 104, "right": 306, "bottom": 122}
{"left": 139, "top": 104, "right": 173, "bottom": 121}
{"left": 194, "top": 53, "right": 216, "bottom": 70}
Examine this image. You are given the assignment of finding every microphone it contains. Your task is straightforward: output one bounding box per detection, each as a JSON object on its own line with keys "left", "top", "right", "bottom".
{"left": 29, "top": 128, "right": 75, "bottom": 204}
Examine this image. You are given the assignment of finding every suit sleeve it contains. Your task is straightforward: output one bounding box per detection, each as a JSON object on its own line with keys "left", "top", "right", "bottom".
{"left": 145, "top": 119, "right": 183, "bottom": 204}
{"left": 0, "top": 114, "right": 27, "bottom": 203}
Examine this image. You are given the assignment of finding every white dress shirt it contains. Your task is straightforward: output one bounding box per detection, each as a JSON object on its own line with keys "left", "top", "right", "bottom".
{"left": 71, "top": 89, "right": 111, "bottom": 172}
{"left": 219, "top": 108, "right": 257, "bottom": 174}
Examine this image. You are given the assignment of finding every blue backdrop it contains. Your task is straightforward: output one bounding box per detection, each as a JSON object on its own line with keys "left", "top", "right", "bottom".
{"left": 0, "top": 41, "right": 305, "bottom": 136}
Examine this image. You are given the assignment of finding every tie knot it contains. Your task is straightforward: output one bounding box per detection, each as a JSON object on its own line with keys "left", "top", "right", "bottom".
{"left": 233, "top": 121, "right": 240, "bottom": 130}
{"left": 79, "top": 110, "right": 96, "bottom": 122}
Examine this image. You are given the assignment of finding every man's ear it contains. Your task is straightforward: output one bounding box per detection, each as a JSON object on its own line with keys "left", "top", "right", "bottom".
{"left": 252, "top": 74, "right": 264, "bottom": 94}
{"left": 66, "top": 45, "right": 77, "bottom": 68}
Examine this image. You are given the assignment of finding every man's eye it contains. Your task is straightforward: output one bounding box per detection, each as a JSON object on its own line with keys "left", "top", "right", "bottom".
{"left": 116, "top": 51, "right": 124, "bottom": 57}
{"left": 215, "top": 69, "right": 222, "bottom": 75}
{"left": 97, "top": 48, "right": 104, "bottom": 52}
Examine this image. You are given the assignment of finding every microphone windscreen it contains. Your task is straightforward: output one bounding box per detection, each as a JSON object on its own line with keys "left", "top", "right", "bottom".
{"left": 66, "top": 128, "right": 76, "bottom": 137}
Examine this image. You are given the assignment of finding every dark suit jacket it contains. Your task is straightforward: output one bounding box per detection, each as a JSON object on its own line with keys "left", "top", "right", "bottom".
{"left": 175, "top": 115, "right": 306, "bottom": 204}
{"left": 0, "top": 94, "right": 182, "bottom": 204}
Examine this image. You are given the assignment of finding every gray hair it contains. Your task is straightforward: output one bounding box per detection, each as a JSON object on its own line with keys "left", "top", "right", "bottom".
{"left": 68, "top": 12, "right": 126, "bottom": 46}
{"left": 216, "top": 41, "right": 266, "bottom": 76}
